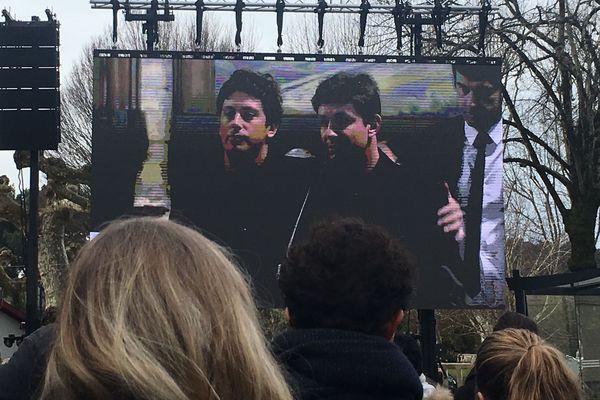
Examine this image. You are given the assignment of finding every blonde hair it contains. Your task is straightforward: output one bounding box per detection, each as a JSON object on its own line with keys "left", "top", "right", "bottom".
{"left": 41, "top": 217, "right": 292, "bottom": 400}
{"left": 475, "top": 328, "right": 581, "bottom": 400}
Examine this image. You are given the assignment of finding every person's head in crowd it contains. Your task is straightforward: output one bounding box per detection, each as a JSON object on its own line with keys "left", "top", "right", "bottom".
{"left": 492, "top": 311, "right": 538, "bottom": 334}
{"left": 452, "top": 64, "right": 502, "bottom": 133}
{"left": 41, "top": 217, "right": 292, "bottom": 400}
{"left": 394, "top": 334, "right": 423, "bottom": 375}
{"left": 396, "top": 332, "right": 453, "bottom": 399}
{"left": 311, "top": 72, "right": 382, "bottom": 172}
{"left": 475, "top": 328, "right": 582, "bottom": 400}
{"left": 278, "top": 218, "right": 415, "bottom": 340}
{"left": 216, "top": 69, "right": 283, "bottom": 172}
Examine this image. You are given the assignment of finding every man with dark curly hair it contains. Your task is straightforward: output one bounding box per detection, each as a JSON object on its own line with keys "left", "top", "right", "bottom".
{"left": 216, "top": 69, "right": 283, "bottom": 172}
{"left": 273, "top": 218, "right": 424, "bottom": 400}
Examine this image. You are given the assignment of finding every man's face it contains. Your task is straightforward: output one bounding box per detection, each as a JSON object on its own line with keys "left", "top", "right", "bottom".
{"left": 219, "top": 91, "right": 276, "bottom": 156}
{"left": 455, "top": 72, "right": 502, "bottom": 131}
{"left": 317, "top": 104, "right": 372, "bottom": 163}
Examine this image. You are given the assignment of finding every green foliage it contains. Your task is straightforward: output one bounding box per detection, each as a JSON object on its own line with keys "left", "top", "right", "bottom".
{"left": 0, "top": 223, "right": 24, "bottom": 272}
{"left": 257, "top": 308, "right": 288, "bottom": 341}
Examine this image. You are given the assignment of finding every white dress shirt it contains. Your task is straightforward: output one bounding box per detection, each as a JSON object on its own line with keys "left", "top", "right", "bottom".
{"left": 458, "top": 119, "right": 504, "bottom": 306}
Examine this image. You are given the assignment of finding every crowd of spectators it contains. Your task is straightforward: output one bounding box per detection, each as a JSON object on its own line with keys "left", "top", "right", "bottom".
{"left": 0, "top": 217, "right": 583, "bottom": 400}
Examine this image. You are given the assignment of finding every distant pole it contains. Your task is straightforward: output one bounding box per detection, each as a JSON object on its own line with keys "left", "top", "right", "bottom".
{"left": 512, "top": 269, "right": 528, "bottom": 316}
{"left": 25, "top": 150, "right": 41, "bottom": 335}
{"left": 419, "top": 309, "right": 437, "bottom": 379}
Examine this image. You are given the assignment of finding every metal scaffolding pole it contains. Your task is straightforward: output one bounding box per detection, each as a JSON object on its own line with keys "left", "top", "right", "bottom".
{"left": 91, "top": 0, "right": 487, "bottom": 13}
{"left": 91, "top": 0, "right": 496, "bottom": 54}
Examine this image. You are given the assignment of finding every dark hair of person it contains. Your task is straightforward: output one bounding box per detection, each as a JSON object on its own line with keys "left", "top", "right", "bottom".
{"left": 394, "top": 334, "right": 423, "bottom": 375}
{"left": 278, "top": 218, "right": 415, "bottom": 336}
{"left": 311, "top": 72, "right": 381, "bottom": 126}
{"left": 452, "top": 64, "right": 502, "bottom": 88}
{"left": 475, "top": 328, "right": 582, "bottom": 400}
{"left": 492, "top": 311, "right": 538, "bottom": 334}
{"left": 216, "top": 69, "right": 283, "bottom": 127}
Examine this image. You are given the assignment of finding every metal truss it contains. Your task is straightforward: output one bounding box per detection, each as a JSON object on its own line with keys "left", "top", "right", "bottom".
{"left": 90, "top": 0, "right": 486, "bottom": 14}
{"left": 90, "top": 0, "right": 496, "bottom": 55}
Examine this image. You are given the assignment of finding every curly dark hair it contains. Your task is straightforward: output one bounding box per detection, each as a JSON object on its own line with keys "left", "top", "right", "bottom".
{"left": 311, "top": 72, "right": 381, "bottom": 126}
{"left": 278, "top": 218, "right": 415, "bottom": 336}
{"left": 216, "top": 69, "right": 283, "bottom": 127}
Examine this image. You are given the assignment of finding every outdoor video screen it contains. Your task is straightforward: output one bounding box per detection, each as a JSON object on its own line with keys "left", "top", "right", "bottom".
{"left": 92, "top": 51, "right": 504, "bottom": 309}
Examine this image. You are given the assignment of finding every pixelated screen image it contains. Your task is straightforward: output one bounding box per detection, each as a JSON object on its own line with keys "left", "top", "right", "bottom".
{"left": 92, "top": 51, "right": 504, "bottom": 309}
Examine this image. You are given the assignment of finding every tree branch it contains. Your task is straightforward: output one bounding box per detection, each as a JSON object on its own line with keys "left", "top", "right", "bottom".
{"left": 502, "top": 87, "right": 569, "bottom": 214}
{"left": 503, "top": 120, "right": 571, "bottom": 171}
{"left": 495, "top": 30, "right": 571, "bottom": 131}
{"left": 504, "top": 157, "right": 572, "bottom": 192}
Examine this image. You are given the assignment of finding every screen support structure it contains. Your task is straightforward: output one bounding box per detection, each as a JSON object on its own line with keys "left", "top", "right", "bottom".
{"left": 107, "top": 0, "right": 175, "bottom": 51}
{"left": 26, "top": 151, "right": 42, "bottom": 336}
{"left": 91, "top": 0, "right": 496, "bottom": 56}
{"left": 1, "top": 9, "right": 60, "bottom": 336}
{"left": 419, "top": 310, "right": 437, "bottom": 379}
{"left": 89, "top": 0, "right": 499, "bottom": 381}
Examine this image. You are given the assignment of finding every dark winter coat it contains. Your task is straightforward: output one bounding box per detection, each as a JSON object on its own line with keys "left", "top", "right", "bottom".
{"left": 273, "top": 328, "right": 423, "bottom": 400}
{"left": 0, "top": 324, "right": 55, "bottom": 400}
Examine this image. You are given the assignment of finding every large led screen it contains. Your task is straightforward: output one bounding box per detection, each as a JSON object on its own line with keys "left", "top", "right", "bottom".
{"left": 92, "top": 51, "right": 504, "bottom": 309}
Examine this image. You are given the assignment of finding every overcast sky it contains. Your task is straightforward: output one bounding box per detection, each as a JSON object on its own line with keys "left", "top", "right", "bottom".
{"left": 0, "top": 0, "right": 279, "bottom": 188}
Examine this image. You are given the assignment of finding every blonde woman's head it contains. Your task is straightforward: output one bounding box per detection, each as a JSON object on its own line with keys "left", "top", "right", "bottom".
{"left": 475, "top": 328, "right": 581, "bottom": 400}
{"left": 42, "top": 217, "right": 292, "bottom": 400}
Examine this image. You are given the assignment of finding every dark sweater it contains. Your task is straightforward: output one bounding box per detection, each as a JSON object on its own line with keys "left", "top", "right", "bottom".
{"left": 453, "top": 368, "right": 476, "bottom": 400}
{"left": 273, "top": 328, "right": 423, "bottom": 400}
{"left": 0, "top": 325, "right": 55, "bottom": 400}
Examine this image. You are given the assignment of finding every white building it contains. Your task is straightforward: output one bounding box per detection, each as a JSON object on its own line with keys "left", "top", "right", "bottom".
{"left": 0, "top": 299, "right": 25, "bottom": 360}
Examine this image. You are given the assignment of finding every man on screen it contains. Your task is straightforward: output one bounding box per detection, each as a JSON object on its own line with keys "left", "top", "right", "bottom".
{"left": 451, "top": 64, "right": 504, "bottom": 305}
{"left": 216, "top": 69, "right": 283, "bottom": 172}
{"left": 312, "top": 72, "right": 383, "bottom": 173}
{"left": 172, "top": 69, "right": 310, "bottom": 306}
{"left": 297, "top": 72, "right": 467, "bottom": 307}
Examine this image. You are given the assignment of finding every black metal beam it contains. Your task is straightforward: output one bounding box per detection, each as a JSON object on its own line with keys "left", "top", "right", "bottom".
{"left": 91, "top": 0, "right": 494, "bottom": 14}
{"left": 419, "top": 309, "right": 437, "bottom": 380}
{"left": 25, "top": 150, "right": 41, "bottom": 335}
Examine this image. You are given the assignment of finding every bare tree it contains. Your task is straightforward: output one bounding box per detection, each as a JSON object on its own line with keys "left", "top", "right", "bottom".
{"left": 497, "top": 0, "right": 600, "bottom": 270}
{"left": 285, "top": 13, "right": 400, "bottom": 54}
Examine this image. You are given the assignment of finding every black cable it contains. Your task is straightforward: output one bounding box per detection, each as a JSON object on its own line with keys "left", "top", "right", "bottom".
{"left": 234, "top": 0, "right": 245, "bottom": 48}
{"left": 195, "top": 0, "right": 205, "bottom": 47}
{"left": 17, "top": 169, "right": 28, "bottom": 276}
{"left": 358, "top": 0, "right": 371, "bottom": 49}
{"left": 431, "top": 0, "right": 443, "bottom": 49}
{"left": 392, "top": 0, "right": 407, "bottom": 53}
{"left": 314, "top": 0, "right": 327, "bottom": 50}
{"left": 431, "top": 0, "right": 450, "bottom": 49}
{"left": 276, "top": 0, "right": 285, "bottom": 50}
{"left": 478, "top": 0, "right": 491, "bottom": 56}
{"left": 110, "top": 0, "right": 120, "bottom": 45}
